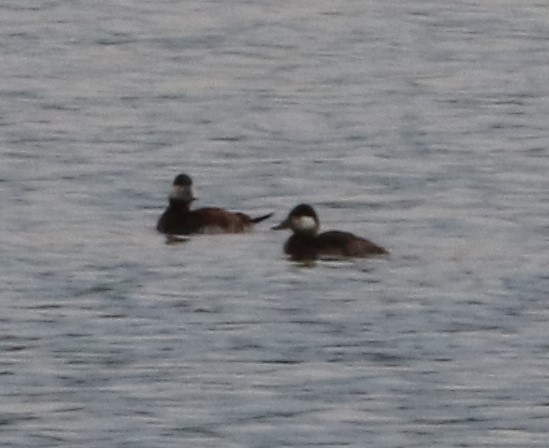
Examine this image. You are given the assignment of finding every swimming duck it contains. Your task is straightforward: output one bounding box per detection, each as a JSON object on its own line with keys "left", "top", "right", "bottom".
{"left": 272, "top": 203, "right": 387, "bottom": 261}
{"left": 157, "top": 173, "right": 273, "bottom": 235}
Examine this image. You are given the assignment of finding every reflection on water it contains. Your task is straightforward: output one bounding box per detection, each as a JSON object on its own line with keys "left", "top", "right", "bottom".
{"left": 2, "top": 0, "right": 549, "bottom": 447}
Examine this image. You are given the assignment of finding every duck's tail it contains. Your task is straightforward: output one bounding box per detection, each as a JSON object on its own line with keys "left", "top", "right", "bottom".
{"left": 251, "top": 212, "right": 274, "bottom": 224}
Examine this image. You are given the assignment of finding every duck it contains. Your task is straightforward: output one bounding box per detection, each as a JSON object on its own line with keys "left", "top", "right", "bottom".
{"left": 272, "top": 203, "right": 387, "bottom": 261}
{"left": 157, "top": 173, "right": 273, "bottom": 235}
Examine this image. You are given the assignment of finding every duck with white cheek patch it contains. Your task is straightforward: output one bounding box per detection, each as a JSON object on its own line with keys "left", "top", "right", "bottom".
{"left": 272, "top": 203, "right": 388, "bottom": 262}
{"left": 157, "top": 173, "right": 273, "bottom": 236}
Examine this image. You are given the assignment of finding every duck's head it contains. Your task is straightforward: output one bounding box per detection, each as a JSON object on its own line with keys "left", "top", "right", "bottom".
{"left": 272, "top": 203, "right": 320, "bottom": 235}
{"left": 169, "top": 173, "right": 197, "bottom": 203}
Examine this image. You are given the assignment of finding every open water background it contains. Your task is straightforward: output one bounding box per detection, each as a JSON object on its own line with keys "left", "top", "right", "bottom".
{"left": 2, "top": 1, "right": 549, "bottom": 447}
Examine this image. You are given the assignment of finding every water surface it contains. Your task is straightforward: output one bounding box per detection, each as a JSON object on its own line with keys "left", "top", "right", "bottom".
{"left": 2, "top": 1, "right": 549, "bottom": 447}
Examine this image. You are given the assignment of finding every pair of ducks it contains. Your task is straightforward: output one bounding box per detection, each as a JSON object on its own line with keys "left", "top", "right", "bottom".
{"left": 157, "top": 174, "right": 388, "bottom": 261}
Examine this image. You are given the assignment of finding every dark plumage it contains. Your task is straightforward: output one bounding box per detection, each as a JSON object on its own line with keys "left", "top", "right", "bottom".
{"left": 272, "top": 203, "right": 387, "bottom": 261}
{"left": 156, "top": 174, "right": 273, "bottom": 235}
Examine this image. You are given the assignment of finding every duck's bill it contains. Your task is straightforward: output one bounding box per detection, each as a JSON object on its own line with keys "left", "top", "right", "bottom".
{"left": 271, "top": 219, "right": 289, "bottom": 230}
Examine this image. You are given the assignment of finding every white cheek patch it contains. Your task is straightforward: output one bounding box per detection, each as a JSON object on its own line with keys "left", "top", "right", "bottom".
{"left": 190, "top": 187, "right": 198, "bottom": 201}
{"left": 170, "top": 185, "right": 184, "bottom": 199}
{"left": 170, "top": 185, "right": 197, "bottom": 202}
{"left": 293, "top": 216, "right": 317, "bottom": 231}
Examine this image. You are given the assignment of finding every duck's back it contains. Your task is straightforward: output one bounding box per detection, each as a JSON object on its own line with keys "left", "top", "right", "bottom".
{"left": 157, "top": 206, "right": 262, "bottom": 235}
{"left": 316, "top": 230, "right": 388, "bottom": 258}
{"left": 190, "top": 208, "right": 256, "bottom": 234}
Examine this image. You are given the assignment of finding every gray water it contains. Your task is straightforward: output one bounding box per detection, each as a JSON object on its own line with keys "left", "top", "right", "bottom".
{"left": 2, "top": 1, "right": 549, "bottom": 447}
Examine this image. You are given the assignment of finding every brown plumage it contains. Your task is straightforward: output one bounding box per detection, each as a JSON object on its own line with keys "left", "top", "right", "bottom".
{"left": 157, "top": 174, "right": 273, "bottom": 235}
{"left": 273, "top": 203, "right": 387, "bottom": 262}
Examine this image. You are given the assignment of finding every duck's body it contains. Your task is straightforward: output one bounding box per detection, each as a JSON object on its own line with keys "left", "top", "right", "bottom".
{"left": 157, "top": 203, "right": 272, "bottom": 235}
{"left": 157, "top": 174, "right": 272, "bottom": 235}
{"left": 273, "top": 204, "right": 387, "bottom": 261}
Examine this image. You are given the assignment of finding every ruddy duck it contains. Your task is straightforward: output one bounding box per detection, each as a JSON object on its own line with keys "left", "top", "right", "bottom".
{"left": 157, "top": 173, "right": 273, "bottom": 235}
{"left": 272, "top": 203, "right": 388, "bottom": 261}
